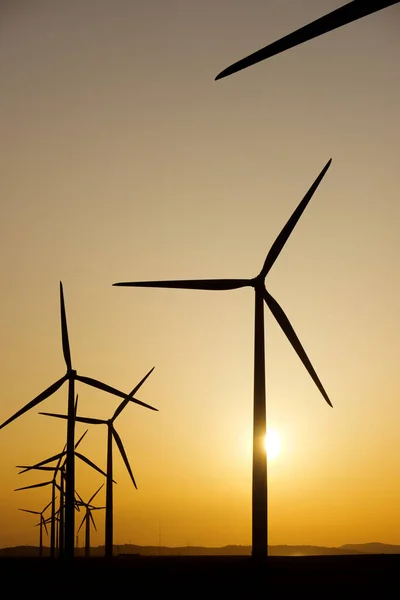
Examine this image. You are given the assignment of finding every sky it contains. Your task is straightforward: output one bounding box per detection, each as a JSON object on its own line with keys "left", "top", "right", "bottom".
{"left": 0, "top": 0, "right": 399, "bottom": 550}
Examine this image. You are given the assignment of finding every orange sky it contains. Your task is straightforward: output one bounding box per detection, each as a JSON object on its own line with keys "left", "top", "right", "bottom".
{"left": 0, "top": 0, "right": 400, "bottom": 550}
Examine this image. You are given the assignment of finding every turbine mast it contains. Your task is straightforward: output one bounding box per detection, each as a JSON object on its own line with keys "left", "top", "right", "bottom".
{"left": 252, "top": 285, "right": 268, "bottom": 558}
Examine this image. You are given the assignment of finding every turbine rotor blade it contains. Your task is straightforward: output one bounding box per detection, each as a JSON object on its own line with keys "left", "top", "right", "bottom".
{"left": 113, "top": 279, "right": 251, "bottom": 291}
{"left": 75, "top": 429, "right": 88, "bottom": 448}
{"left": 112, "top": 428, "right": 137, "bottom": 489}
{"left": 89, "top": 510, "right": 97, "bottom": 531}
{"left": 19, "top": 509, "right": 40, "bottom": 515}
{"left": 112, "top": 366, "right": 155, "bottom": 422}
{"left": 77, "top": 513, "right": 87, "bottom": 534}
{"left": 60, "top": 282, "right": 72, "bottom": 371}
{"left": 75, "top": 452, "right": 108, "bottom": 478}
{"left": 42, "top": 516, "right": 49, "bottom": 536}
{"left": 17, "top": 452, "right": 65, "bottom": 472}
{"left": 39, "top": 411, "right": 106, "bottom": 426}
{"left": 215, "top": 0, "right": 398, "bottom": 80}
{"left": 263, "top": 288, "right": 332, "bottom": 407}
{"left": 75, "top": 375, "right": 158, "bottom": 411}
{"left": 88, "top": 484, "right": 104, "bottom": 505}
{"left": 15, "top": 480, "right": 53, "bottom": 491}
{"left": 0, "top": 374, "right": 68, "bottom": 430}
{"left": 260, "top": 159, "right": 332, "bottom": 278}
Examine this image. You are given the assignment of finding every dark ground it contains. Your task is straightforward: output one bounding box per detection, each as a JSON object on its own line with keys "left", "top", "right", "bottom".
{"left": 1, "top": 554, "right": 399, "bottom": 595}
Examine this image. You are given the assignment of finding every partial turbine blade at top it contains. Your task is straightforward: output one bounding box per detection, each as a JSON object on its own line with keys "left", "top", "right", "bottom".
{"left": 260, "top": 159, "right": 332, "bottom": 279}
{"left": 59, "top": 281, "right": 72, "bottom": 371}
{"left": 113, "top": 279, "right": 251, "bottom": 291}
{"left": 263, "top": 288, "right": 332, "bottom": 407}
{"left": 215, "top": 0, "right": 398, "bottom": 80}
{"left": 75, "top": 374, "right": 158, "bottom": 411}
{"left": 112, "top": 428, "right": 137, "bottom": 489}
{"left": 0, "top": 374, "right": 68, "bottom": 430}
{"left": 112, "top": 366, "right": 155, "bottom": 422}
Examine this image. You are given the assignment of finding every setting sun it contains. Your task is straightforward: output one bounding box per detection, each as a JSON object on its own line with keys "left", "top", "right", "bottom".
{"left": 265, "top": 428, "right": 282, "bottom": 461}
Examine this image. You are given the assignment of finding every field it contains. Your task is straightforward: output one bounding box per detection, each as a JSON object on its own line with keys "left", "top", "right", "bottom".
{"left": 1, "top": 554, "right": 398, "bottom": 595}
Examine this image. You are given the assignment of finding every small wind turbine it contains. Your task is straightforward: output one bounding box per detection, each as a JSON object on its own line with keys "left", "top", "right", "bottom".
{"left": 40, "top": 367, "right": 154, "bottom": 558}
{"left": 0, "top": 282, "right": 157, "bottom": 559}
{"left": 113, "top": 159, "right": 333, "bottom": 558}
{"left": 19, "top": 500, "right": 52, "bottom": 557}
{"left": 75, "top": 485, "right": 105, "bottom": 557}
{"left": 215, "top": 0, "right": 399, "bottom": 80}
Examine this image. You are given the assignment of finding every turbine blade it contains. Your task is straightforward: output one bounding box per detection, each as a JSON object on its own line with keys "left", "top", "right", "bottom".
{"left": 75, "top": 490, "right": 84, "bottom": 504}
{"left": 17, "top": 452, "right": 65, "bottom": 472}
{"left": 74, "top": 394, "right": 79, "bottom": 418}
{"left": 263, "top": 288, "right": 332, "bottom": 407}
{"left": 77, "top": 513, "right": 86, "bottom": 534}
{"left": 113, "top": 279, "right": 251, "bottom": 291}
{"left": 112, "top": 367, "right": 155, "bottom": 422}
{"left": 75, "top": 452, "right": 108, "bottom": 478}
{"left": 75, "top": 429, "right": 88, "bottom": 448}
{"left": 17, "top": 466, "right": 56, "bottom": 474}
{"left": 19, "top": 509, "right": 40, "bottom": 515}
{"left": 40, "top": 411, "right": 106, "bottom": 426}
{"left": 89, "top": 510, "right": 97, "bottom": 531}
{"left": 215, "top": 0, "right": 398, "bottom": 80}
{"left": 260, "top": 160, "right": 332, "bottom": 278}
{"left": 112, "top": 428, "right": 137, "bottom": 489}
{"left": 42, "top": 516, "right": 48, "bottom": 536}
{"left": 60, "top": 282, "right": 72, "bottom": 371}
{"left": 42, "top": 500, "right": 52, "bottom": 513}
{"left": 15, "top": 480, "right": 53, "bottom": 491}
{"left": 0, "top": 375, "right": 68, "bottom": 430}
{"left": 88, "top": 484, "right": 104, "bottom": 505}
{"left": 75, "top": 375, "right": 158, "bottom": 412}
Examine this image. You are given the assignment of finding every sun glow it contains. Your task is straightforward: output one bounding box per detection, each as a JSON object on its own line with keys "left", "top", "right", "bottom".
{"left": 265, "top": 428, "right": 281, "bottom": 461}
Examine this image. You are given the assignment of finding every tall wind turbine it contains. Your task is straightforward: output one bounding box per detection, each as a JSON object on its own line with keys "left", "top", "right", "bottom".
{"left": 19, "top": 500, "right": 52, "bottom": 557}
{"left": 113, "top": 159, "right": 333, "bottom": 558}
{"left": 40, "top": 367, "right": 154, "bottom": 558}
{"left": 215, "top": 0, "right": 399, "bottom": 80}
{"left": 0, "top": 282, "right": 157, "bottom": 559}
{"left": 75, "top": 485, "right": 105, "bottom": 557}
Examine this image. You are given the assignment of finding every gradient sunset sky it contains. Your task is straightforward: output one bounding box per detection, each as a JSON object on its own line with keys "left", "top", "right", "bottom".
{"left": 1, "top": 0, "right": 399, "bottom": 550}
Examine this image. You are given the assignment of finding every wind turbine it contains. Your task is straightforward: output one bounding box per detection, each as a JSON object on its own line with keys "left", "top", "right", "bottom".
{"left": 19, "top": 499, "right": 52, "bottom": 557}
{"left": 40, "top": 367, "right": 154, "bottom": 558}
{"left": 75, "top": 484, "right": 105, "bottom": 557}
{"left": 0, "top": 282, "right": 157, "bottom": 559}
{"left": 215, "top": 0, "right": 399, "bottom": 80}
{"left": 16, "top": 429, "right": 105, "bottom": 558}
{"left": 113, "top": 159, "right": 333, "bottom": 558}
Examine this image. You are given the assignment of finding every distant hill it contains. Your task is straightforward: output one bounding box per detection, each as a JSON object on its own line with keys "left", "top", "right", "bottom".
{"left": 1, "top": 542, "right": 400, "bottom": 557}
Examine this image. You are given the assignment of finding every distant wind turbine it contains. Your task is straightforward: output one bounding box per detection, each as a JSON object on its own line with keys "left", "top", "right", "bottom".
{"left": 113, "top": 159, "right": 333, "bottom": 558}
{"left": 75, "top": 485, "right": 106, "bottom": 557}
{"left": 19, "top": 500, "right": 52, "bottom": 557}
{"left": 215, "top": 0, "right": 399, "bottom": 80}
{"left": 40, "top": 367, "right": 155, "bottom": 558}
{"left": 0, "top": 282, "right": 158, "bottom": 559}
{"left": 16, "top": 429, "right": 107, "bottom": 558}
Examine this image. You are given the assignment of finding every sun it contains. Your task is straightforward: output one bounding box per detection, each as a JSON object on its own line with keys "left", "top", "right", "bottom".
{"left": 264, "top": 428, "right": 281, "bottom": 460}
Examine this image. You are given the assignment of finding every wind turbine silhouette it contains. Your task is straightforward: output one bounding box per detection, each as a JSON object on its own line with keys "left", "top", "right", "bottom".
{"left": 40, "top": 367, "right": 155, "bottom": 558}
{"left": 113, "top": 159, "right": 333, "bottom": 558}
{"left": 0, "top": 282, "right": 157, "bottom": 559}
{"left": 16, "top": 429, "right": 107, "bottom": 558}
{"left": 75, "top": 484, "right": 105, "bottom": 557}
{"left": 215, "top": 0, "right": 399, "bottom": 80}
{"left": 19, "top": 500, "right": 52, "bottom": 557}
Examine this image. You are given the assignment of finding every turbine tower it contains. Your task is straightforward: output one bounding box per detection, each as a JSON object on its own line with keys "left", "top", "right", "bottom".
{"left": 113, "top": 159, "right": 333, "bottom": 558}
{"left": 0, "top": 282, "right": 157, "bottom": 559}
{"left": 215, "top": 0, "right": 399, "bottom": 80}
